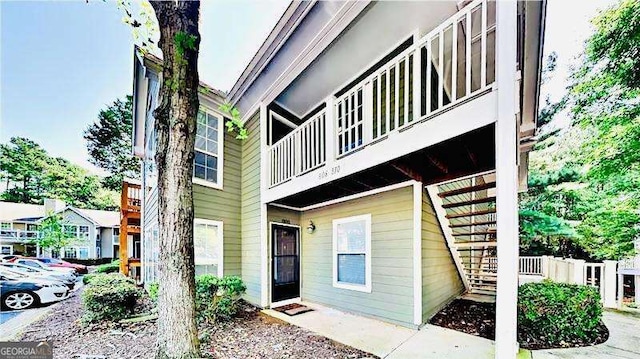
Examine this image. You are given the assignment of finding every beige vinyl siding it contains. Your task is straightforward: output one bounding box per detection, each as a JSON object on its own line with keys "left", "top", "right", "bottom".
{"left": 193, "top": 126, "right": 243, "bottom": 276}
{"left": 421, "top": 190, "right": 464, "bottom": 322}
{"left": 241, "top": 114, "right": 262, "bottom": 305}
{"left": 299, "top": 186, "right": 415, "bottom": 327}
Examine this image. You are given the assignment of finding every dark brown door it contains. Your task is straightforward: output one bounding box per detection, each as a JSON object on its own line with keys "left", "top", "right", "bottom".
{"left": 271, "top": 224, "right": 300, "bottom": 302}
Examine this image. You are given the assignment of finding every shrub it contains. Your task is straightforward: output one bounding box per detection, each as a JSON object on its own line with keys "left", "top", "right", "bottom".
{"left": 518, "top": 280, "right": 603, "bottom": 347}
{"left": 147, "top": 282, "right": 159, "bottom": 303}
{"left": 82, "top": 273, "right": 97, "bottom": 285}
{"left": 195, "top": 274, "right": 246, "bottom": 323}
{"left": 82, "top": 273, "right": 140, "bottom": 323}
{"left": 94, "top": 260, "right": 120, "bottom": 274}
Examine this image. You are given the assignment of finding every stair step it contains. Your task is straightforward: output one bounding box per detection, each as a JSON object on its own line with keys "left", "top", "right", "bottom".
{"left": 454, "top": 241, "right": 497, "bottom": 248}
{"left": 453, "top": 231, "right": 496, "bottom": 237}
{"left": 449, "top": 220, "right": 496, "bottom": 228}
{"left": 442, "top": 196, "right": 496, "bottom": 209}
{"left": 469, "top": 289, "right": 497, "bottom": 295}
{"left": 446, "top": 208, "right": 496, "bottom": 219}
{"left": 438, "top": 182, "right": 496, "bottom": 198}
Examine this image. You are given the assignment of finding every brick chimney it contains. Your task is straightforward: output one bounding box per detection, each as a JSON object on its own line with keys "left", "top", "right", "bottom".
{"left": 44, "top": 199, "right": 66, "bottom": 214}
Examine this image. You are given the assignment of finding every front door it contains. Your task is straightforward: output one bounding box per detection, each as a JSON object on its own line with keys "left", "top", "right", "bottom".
{"left": 271, "top": 224, "right": 300, "bottom": 303}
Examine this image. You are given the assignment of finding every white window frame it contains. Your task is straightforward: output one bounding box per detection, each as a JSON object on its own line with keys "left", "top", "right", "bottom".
{"left": 78, "top": 225, "right": 90, "bottom": 239}
{"left": 332, "top": 214, "right": 372, "bottom": 293}
{"left": 113, "top": 227, "right": 120, "bottom": 245}
{"left": 193, "top": 106, "right": 224, "bottom": 190}
{"left": 1, "top": 245, "right": 13, "bottom": 255}
{"left": 193, "top": 218, "right": 224, "bottom": 277}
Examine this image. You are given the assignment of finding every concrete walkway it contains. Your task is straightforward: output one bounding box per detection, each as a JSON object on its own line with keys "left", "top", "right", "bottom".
{"left": 263, "top": 302, "right": 498, "bottom": 358}
{"left": 529, "top": 310, "right": 640, "bottom": 359}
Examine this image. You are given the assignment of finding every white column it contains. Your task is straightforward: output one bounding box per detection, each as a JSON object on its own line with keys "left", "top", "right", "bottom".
{"left": 259, "top": 102, "right": 269, "bottom": 307}
{"left": 494, "top": 1, "right": 519, "bottom": 358}
{"left": 603, "top": 260, "right": 617, "bottom": 308}
{"left": 617, "top": 273, "right": 624, "bottom": 308}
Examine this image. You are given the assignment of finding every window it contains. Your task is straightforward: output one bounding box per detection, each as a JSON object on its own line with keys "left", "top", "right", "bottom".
{"left": 1, "top": 222, "right": 12, "bottom": 230}
{"left": 63, "top": 225, "right": 78, "bottom": 238}
{"left": 78, "top": 247, "right": 89, "bottom": 259}
{"left": 194, "top": 219, "right": 223, "bottom": 276}
{"left": 96, "top": 247, "right": 101, "bottom": 258}
{"left": 64, "top": 247, "right": 77, "bottom": 259}
{"left": 194, "top": 110, "right": 223, "bottom": 188}
{"left": 79, "top": 225, "right": 90, "bottom": 239}
{"left": 332, "top": 214, "right": 372, "bottom": 292}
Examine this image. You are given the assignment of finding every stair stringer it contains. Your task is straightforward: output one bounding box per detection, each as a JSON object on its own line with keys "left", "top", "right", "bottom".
{"left": 426, "top": 185, "right": 471, "bottom": 291}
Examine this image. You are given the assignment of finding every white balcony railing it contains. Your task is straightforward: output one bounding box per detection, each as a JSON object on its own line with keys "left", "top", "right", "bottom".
{"left": 268, "top": 0, "right": 496, "bottom": 188}
{"left": 519, "top": 256, "right": 543, "bottom": 275}
{"left": 269, "top": 111, "right": 326, "bottom": 187}
{"left": 0, "top": 229, "right": 40, "bottom": 241}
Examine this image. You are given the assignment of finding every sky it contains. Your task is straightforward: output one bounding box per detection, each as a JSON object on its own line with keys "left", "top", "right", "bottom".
{"left": 0, "top": 0, "right": 617, "bottom": 175}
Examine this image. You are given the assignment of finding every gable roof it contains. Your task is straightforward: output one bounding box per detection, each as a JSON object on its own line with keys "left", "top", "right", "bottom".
{"left": 0, "top": 201, "right": 119, "bottom": 227}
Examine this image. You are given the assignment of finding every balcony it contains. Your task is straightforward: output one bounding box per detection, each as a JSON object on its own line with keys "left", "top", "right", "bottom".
{"left": 0, "top": 229, "right": 40, "bottom": 242}
{"left": 267, "top": 0, "right": 497, "bottom": 198}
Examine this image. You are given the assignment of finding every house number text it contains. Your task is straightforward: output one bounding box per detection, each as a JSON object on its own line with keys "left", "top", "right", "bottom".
{"left": 318, "top": 165, "right": 341, "bottom": 180}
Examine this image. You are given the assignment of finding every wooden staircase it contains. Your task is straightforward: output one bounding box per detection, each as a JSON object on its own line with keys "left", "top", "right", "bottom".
{"left": 119, "top": 180, "right": 142, "bottom": 277}
{"left": 427, "top": 172, "right": 497, "bottom": 296}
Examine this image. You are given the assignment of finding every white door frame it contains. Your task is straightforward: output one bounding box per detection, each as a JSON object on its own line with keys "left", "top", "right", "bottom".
{"left": 269, "top": 221, "right": 302, "bottom": 308}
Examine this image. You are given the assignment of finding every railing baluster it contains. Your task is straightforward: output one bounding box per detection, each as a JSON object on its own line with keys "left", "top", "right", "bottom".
{"left": 452, "top": 19, "right": 458, "bottom": 102}
{"left": 481, "top": 0, "right": 487, "bottom": 88}
{"left": 404, "top": 56, "right": 409, "bottom": 124}
{"left": 426, "top": 41, "right": 432, "bottom": 114}
{"left": 377, "top": 75, "right": 382, "bottom": 136}
{"left": 438, "top": 30, "right": 444, "bottom": 109}
{"left": 394, "top": 63, "right": 399, "bottom": 129}
{"left": 385, "top": 70, "right": 390, "bottom": 133}
{"left": 466, "top": 10, "right": 472, "bottom": 97}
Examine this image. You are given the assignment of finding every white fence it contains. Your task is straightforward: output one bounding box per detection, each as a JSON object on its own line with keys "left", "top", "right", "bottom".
{"left": 519, "top": 256, "right": 618, "bottom": 308}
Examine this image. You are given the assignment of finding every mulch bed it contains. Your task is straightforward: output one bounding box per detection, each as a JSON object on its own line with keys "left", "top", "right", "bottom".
{"left": 430, "top": 299, "right": 496, "bottom": 340}
{"left": 19, "top": 288, "right": 375, "bottom": 359}
{"left": 429, "top": 298, "right": 609, "bottom": 350}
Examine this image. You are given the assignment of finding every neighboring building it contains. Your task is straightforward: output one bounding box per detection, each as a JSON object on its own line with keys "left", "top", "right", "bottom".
{"left": 0, "top": 199, "right": 120, "bottom": 259}
{"left": 133, "top": 1, "right": 546, "bottom": 357}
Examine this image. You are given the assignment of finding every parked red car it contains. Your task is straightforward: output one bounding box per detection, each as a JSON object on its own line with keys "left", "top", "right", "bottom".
{"left": 9, "top": 257, "right": 88, "bottom": 275}
{"left": 36, "top": 258, "right": 88, "bottom": 274}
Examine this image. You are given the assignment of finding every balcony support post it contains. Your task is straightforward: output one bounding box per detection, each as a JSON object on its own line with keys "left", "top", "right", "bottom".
{"left": 494, "top": 0, "right": 519, "bottom": 358}
{"left": 325, "top": 96, "right": 336, "bottom": 162}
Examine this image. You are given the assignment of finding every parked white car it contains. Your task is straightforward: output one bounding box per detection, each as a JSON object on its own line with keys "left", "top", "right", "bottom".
{"left": 0, "top": 268, "right": 68, "bottom": 310}
{"left": 0, "top": 263, "right": 76, "bottom": 289}
{"left": 12, "top": 258, "right": 77, "bottom": 276}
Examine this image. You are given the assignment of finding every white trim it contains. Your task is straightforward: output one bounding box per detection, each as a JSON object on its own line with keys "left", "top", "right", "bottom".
{"left": 240, "top": 1, "right": 370, "bottom": 124}
{"left": 412, "top": 182, "right": 423, "bottom": 325}
{"left": 332, "top": 213, "right": 372, "bottom": 293}
{"left": 271, "top": 111, "right": 298, "bottom": 130}
{"left": 193, "top": 107, "right": 224, "bottom": 190}
{"left": 193, "top": 218, "right": 224, "bottom": 278}
{"left": 270, "top": 180, "right": 416, "bottom": 212}
{"left": 269, "top": 222, "right": 302, "bottom": 305}
{"left": 259, "top": 103, "right": 270, "bottom": 307}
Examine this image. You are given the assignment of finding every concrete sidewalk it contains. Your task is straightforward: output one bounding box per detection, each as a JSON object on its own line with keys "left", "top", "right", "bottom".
{"left": 263, "top": 302, "right": 499, "bottom": 358}
{"left": 529, "top": 310, "right": 640, "bottom": 359}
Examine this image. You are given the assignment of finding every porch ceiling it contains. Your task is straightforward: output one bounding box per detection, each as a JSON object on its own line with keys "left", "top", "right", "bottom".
{"left": 274, "top": 1, "right": 458, "bottom": 118}
{"left": 273, "top": 124, "right": 495, "bottom": 208}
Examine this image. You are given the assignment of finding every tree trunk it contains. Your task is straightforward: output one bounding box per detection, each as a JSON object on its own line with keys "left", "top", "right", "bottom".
{"left": 149, "top": 1, "right": 201, "bottom": 358}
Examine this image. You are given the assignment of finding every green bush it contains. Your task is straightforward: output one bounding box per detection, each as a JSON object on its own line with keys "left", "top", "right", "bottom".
{"left": 94, "top": 260, "right": 120, "bottom": 274}
{"left": 82, "top": 273, "right": 140, "bottom": 323}
{"left": 518, "top": 280, "right": 603, "bottom": 346}
{"left": 147, "top": 282, "right": 159, "bottom": 303}
{"left": 82, "top": 273, "right": 97, "bottom": 285}
{"left": 195, "top": 274, "right": 246, "bottom": 323}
